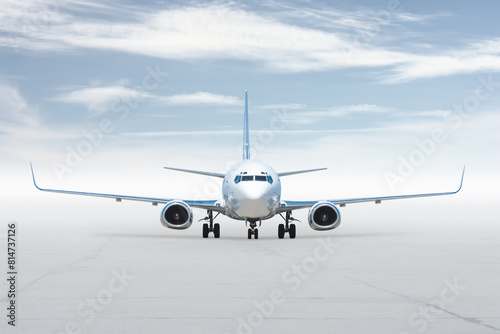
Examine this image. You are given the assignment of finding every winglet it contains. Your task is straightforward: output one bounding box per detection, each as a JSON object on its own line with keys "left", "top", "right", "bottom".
{"left": 243, "top": 90, "right": 250, "bottom": 160}
{"left": 30, "top": 162, "right": 43, "bottom": 191}
{"left": 455, "top": 165, "right": 466, "bottom": 194}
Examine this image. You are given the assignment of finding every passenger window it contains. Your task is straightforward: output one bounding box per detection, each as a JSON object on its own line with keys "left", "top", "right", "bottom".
{"left": 242, "top": 175, "right": 253, "bottom": 181}
{"left": 234, "top": 175, "right": 241, "bottom": 184}
{"left": 267, "top": 176, "right": 273, "bottom": 184}
{"left": 255, "top": 175, "right": 267, "bottom": 181}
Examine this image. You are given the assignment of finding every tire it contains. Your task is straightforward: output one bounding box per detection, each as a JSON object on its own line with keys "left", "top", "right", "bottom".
{"left": 202, "top": 223, "right": 209, "bottom": 238}
{"left": 254, "top": 229, "right": 259, "bottom": 239}
{"left": 278, "top": 224, "right": 285, "bottom": 239}
{"left": 248, "top": 229, "right": 252, "bottom": 239}
{"left": 214, "top": 223, "right": 220, "bottom": 238}
{"left": 289, "top": 224, "right": 296, "bottom": 239}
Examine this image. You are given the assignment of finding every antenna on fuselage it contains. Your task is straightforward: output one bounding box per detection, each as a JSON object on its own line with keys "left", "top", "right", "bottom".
{"left": 243, "top": 90, "right": 250, "bottom": 160}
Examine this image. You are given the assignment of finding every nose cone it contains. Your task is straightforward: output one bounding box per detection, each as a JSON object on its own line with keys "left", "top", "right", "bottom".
{"left": 245, "top": 184, "right": 267, "bottom": 200}
{"left": 236, "top": 184, "right": 278, "bottom": 219}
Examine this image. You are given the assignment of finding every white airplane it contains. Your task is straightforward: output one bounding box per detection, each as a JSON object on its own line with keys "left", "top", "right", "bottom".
{"left": 31, "top": 91, "right": 465, "bottom": 239}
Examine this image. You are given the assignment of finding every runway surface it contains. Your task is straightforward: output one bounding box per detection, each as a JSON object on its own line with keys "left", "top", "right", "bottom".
{"left": 1, "top": 210, "right": 499, "bottom": 334}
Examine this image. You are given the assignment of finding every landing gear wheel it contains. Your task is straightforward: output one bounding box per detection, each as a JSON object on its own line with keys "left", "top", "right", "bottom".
{"left": 202, "top": 223, "right": 209, "bottom": 238}
{"left": 214, "top": 223, "right": 220, "bottom": 238}
{"left": 254, "top": 229, "right": 259, "bottom": 239}
{"left": 248, "top": 229, "right": 252, "bottom": 239}
{"left": 278, "top": 224, "right": 285, "bottom": 239}
{"left": 279, "top": 211, "right": 299, "bottom": 239}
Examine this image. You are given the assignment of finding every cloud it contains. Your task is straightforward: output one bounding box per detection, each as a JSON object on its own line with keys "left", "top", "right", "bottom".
{"left": 0, "top": 85, "right": 27, "bottom": 113}
{"left": 0, "top": 84, "right": 79, "bottom": 163}
{"left": 0, "top": 84, "right": 38, "bottom": 126}
{"left": 274, "top": 104, "right": 392, "bottom": 125}
{"left": 50, "top": 86, "right": 152, "bottom": 113}
{"left": 0, "top": 2, "right": 499, "bottom": 83}
{"left": 322, "top": 104, "right": 392, "bottom": 117}
{"left": 259, "top": 103, "right": 307, "bottom": 110}
{"left": 266, "top": 2, "right": 447, "bottom": 31}
{"left": 121, "top": 128, "right": 385, "bottom": 138}
{"left": 385, "top": 42, "right": 500, "bottom": 83}
{"left": 393, "top": 110, "right": 452, "bottom": 118}
{"left": 158, "top": 92, "right": 242, "bottom": 106}
{"left": 51, "top": 87, "right": 241, "bottom": 112}
{"left": 122, "top": 130, "right": 242, "bottom": 137}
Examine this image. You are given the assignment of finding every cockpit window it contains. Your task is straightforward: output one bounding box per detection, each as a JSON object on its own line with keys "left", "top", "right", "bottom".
{"left": 241, "top": 175, "right": 254, "bottom": 181}
{"left": 235, "top": 173, "right": 274, "bottom": 184}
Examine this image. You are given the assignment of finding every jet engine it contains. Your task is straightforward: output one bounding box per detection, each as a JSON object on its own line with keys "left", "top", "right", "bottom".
{"left": 160, "top": 201, "right": 193, "bottom": 230}
{"left": 308, "top": 201, "right": 341, "bottom": 231}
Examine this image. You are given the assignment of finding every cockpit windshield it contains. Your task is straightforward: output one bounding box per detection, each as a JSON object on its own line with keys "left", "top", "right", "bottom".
{"left": 234, "top": 172, "right": 273, "bottom": 184}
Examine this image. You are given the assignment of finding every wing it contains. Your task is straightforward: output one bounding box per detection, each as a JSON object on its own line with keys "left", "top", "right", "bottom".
{"left": 277, "top": 167, "right": 465, "bottom": 213}
{"left": 30, "top": 163, "right": 225, "bottom": 213}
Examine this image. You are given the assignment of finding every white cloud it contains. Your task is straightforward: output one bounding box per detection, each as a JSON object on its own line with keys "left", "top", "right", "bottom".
{"left": 267, "top": 2, "right": 447, "bottom": 31}
{"left": 393, "top": 110, "right": 452, "bottom": 118}
{"left": 1, "top": 2, "right": 499, "bottom": 82}
{"left": 0, "top": 84, "right": 38, "bottom": 126}
{"left": 121, "top": 128, "right": 384, "bottom": 138}
{"left": 51, "top": 86, "right": 241, "bottom": 113}
{"left": 323, "top": 104, "right": 391, "bottom": 117}
{"left": 386, "top": 48, "right": 500, "bottom": 83}
{"left": 51, "top": 86, "right": 152, "bottom": 113}
{"left": 259, "top": 103, "right": 307, "bottom": 110}
{"left": 122, "top": 130, "right": 242, "bottom": 137}
{"left": 0, "top": 85, "right": 27, "bottom": 112}
{"left": 158, "top": 92, "right": 242, "bottom": 106}
{"left": 276, "top": 104, "right": 392, "bottom": 125}
{"left": 0, "top": 1, "right": 500, "bottom": 84}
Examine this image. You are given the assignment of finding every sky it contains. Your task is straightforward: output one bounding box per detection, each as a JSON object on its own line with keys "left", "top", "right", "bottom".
{"left": 1, "top": 0, "right": 500, "bottom": 224}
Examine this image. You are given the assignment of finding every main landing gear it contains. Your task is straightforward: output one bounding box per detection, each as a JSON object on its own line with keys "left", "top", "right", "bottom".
{"left": 247, "top": 220, "right": 259, "bottom": 239}
{"left": 278, "top": 211, "right": 297, "bottom": 239}
{"left": 200, "top": 210, "right": 220, "bottom": 238}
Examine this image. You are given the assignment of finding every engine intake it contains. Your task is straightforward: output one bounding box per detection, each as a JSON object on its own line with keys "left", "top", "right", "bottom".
{"left": 160, "top": 201, "right": 193, "bottom": 230}
{"left": 308, "top": 201, "right": 341, "bottom": 231}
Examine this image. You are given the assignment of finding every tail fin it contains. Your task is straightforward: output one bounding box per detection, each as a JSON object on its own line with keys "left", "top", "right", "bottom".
{"left": 243, "top": 90, "right": 250, "bottom": 160}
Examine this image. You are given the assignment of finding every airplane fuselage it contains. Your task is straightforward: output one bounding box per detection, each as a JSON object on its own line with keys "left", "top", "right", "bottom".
{"left": 222, "top": 159, "right": 281, "bottom": 221}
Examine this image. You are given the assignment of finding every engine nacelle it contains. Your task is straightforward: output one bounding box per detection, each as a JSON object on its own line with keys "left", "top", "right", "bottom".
{"left": 160, "top": 201, "right": 193, "bottom": 230}
{"left": 308, "top": 201, "right": 341, "bottom": 231}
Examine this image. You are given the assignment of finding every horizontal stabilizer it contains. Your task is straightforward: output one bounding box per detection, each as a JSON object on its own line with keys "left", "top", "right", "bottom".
{"left": 163, "top": 166, "right": 225, "bottom": 178}
{"left": 278, "top": 168, "right": 327, "bottom": 177}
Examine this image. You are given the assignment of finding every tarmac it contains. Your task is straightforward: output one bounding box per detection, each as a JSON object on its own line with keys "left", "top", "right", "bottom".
{"left": 1, "top": 199, "right": 499, "bottom": 334}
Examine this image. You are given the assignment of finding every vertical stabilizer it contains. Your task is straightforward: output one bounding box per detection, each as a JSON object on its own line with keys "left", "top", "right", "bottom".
{"left": 243, "top": 90, "right": 250, "bottom": 160}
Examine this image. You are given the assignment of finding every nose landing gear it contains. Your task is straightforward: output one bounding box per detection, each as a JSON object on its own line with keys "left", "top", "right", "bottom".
{"left": 247, "top": 220, "right": 260, "bottom": 239}
{"left": 200, "top": 210, "right": 220, "bottom": 238}
{"left": 278, "top": 211, "right": 298, "bottom": 239}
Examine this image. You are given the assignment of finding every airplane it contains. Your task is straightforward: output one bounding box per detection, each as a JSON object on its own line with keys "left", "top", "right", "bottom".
{"left": 30, "top": 90, "right": 465, "bottom": 239}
